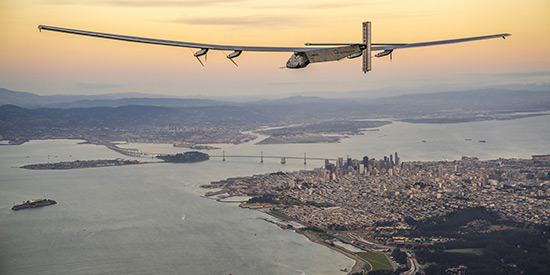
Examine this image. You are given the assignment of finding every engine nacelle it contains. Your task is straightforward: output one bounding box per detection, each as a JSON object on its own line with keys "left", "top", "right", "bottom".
{"left": 194, "top": 48, "right": 208, "bottom": 57}
{"left": 347, "top": 51, "right": 363, "bottom": 59}
{"left": 375, "top": 49, "right": 393, "bottom": 58}
{"left": 286, "top": 52, "right": 310, "bottom": 69}
{"left": 227, "top": 50, "right": 242, "bottom": 59}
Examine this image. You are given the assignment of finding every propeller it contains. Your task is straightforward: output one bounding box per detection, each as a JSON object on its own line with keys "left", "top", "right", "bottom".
{"left": 228, "top": 58, "right": 238, "bottom": 67}
{"left": 195, "top": 56, "right": 204, "bottom": 66}
{"left": 225, "top": 50, "right": 242, "bottom": 67}
{"left": 192, "top": 48, "right": 209, "bottom": 66}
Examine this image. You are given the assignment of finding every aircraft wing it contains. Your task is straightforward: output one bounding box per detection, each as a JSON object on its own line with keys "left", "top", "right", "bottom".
{"left": 374, "top": 33, "right": 511, "bottom": 50}
{"left": 307, "top": 34, "right": 511, "bottom": 51}
{"left": 37, "top": 25, "right": 323, "bottom": 52}
{"left": 38, "top": 23, "right": 510, "bottom": 73}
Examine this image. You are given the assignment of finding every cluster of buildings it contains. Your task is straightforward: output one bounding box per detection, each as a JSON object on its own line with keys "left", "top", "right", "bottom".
{"left": 5, "top": 124, "right": 255, "bottom": 146}
{"left": 324, "top": 152, "right": 400, "bottom": 178}
{"left": 123, "top": 126, "right": 255, "bottom": 145}
{"left": 209, "top": 153, "right": 550, "bottom": 245}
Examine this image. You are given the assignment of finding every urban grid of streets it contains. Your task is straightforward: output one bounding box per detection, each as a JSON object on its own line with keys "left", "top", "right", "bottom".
{"left": 205, "top": 154, "right": 550, "bottom": 271}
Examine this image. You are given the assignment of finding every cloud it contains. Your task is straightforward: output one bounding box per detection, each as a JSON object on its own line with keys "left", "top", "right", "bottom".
{"left": 74, "top": 82, "right": 122, "bottom": 90}
{"left": 267, "top": 82, "right": 302, "bottom": 86}
{"left": 105, "top": 0, "right": 244, "bottom": 7}
{"left": 474, "top": 71, "right": 550, "bottom": 78}
{"left": 463, "top": 71, "right": 550, "bottom": 84}
{"left": 48, "top": 0, "right": 245, "bottom": 8}
{"left": 267, "top": 81, "right": 327, "bottom": 86}
{"left": 49, "top": 0, "right": 375, "bottom": 10}
{"left": 458, "top": 71, "right": 550, "bottom": 90}
{"left": 171, "top": 15, "right": 303, "bottom": 27}
{"left": 250, "top": 1, "right": 379, "bottom": 10}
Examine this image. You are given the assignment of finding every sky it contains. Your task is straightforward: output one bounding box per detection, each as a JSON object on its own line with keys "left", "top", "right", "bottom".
{"left": 1, "top": 0, "right": 549, "bottom": 98}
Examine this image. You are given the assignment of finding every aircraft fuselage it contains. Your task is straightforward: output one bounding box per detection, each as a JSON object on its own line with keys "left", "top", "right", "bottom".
{"left": 286, "top": 52, "right": 310, "bottom": 69}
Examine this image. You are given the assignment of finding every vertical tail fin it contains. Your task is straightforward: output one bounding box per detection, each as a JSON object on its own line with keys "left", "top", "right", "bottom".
{"left": 362, "top": 21, "right": 371, "bottom": 73}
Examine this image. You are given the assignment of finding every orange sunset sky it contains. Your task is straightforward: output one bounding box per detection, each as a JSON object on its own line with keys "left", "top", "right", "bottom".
{"left": 1, "top": 0, "right": 549, "bottom": 97}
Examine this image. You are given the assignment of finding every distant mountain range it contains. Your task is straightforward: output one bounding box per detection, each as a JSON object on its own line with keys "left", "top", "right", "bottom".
{"left": 0, "top": 88, "right": 225, "bottom": 108}
{"left": 1, "top": 87, "right": 549, "bottom": 143}
{"left": 2, "top": 87, "right": 549, "bottom": 111}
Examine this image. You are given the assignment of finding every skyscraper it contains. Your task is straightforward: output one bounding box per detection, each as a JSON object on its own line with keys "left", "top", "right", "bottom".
{"left": 363, "top": 156, "right": 369, "bottom": 171}
{"left": 394, "top": 152, "right": 399, "bottom": 166}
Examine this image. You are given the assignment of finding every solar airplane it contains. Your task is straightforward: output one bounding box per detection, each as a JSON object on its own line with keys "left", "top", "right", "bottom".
{"left": 38, "top": 22, "right": 510, "bottom": 73}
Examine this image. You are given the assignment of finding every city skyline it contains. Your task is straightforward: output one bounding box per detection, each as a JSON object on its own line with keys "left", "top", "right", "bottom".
{"left": 1, "top": 0, "right": 549, "bottom": 97}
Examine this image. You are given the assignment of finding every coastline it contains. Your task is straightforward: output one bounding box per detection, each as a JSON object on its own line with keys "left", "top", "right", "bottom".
{"left": 256, "top": 134, "right": 342, "bottom": 145}
{"left": 261, "top": 208, "right": 372, "bottom": 274}
{"left": 205, "top": 191, "right": 375, "bottom": 275}
{"left": 300, "top": 230, "right": 371, "bottom": 275}
{"left": 399, "top": 111, "right": 550, "bottom": 124}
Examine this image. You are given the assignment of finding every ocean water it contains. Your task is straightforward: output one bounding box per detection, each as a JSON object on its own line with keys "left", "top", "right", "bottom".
{"left": 1, "top": 115, "right": 549, "bottom": 275}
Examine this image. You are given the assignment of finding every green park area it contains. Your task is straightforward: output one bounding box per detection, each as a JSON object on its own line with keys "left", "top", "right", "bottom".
{"left": 356, "top": 252, "right": 393, "bottom": 271}
{"left": 268, "top": 209, "right": 292, "bottom": 221}
{"left": 443, "top": 248, "right": 484, "bottom": 256}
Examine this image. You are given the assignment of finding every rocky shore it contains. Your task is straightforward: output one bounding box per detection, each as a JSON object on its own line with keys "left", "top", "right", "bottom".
{"left": 12, "top": 199, "right": 57, "bottom": 210}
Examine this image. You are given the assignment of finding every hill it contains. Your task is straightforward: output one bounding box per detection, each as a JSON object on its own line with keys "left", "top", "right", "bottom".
{"left": 1, "top": 88, "right": 549, "bottom": 144}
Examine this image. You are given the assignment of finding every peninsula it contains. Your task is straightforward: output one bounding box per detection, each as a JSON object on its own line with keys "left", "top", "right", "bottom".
{"left": 256, "top": 133, "right": 341, "bottom": 144}
{"left": 203, "top": 154, "right": 550, "bottom": 274}
{"left": 255, "top": 120, "right": 391, "bottom": 145}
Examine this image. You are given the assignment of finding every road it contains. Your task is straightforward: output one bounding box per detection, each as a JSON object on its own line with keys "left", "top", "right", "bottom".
{"left": 403, "top": 251, "right": 421, "bottom": 275}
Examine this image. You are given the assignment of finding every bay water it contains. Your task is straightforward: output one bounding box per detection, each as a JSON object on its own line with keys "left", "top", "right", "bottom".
{"left": 1, "top": 115, "right": 549, "bottom": 274}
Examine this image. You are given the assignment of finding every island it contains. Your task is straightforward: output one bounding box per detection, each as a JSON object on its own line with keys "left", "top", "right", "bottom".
{"left": 12, "top": 199, "right": 57, "bottom": 210}
{"left": 156, "top": 151, "right": 209, "bottom": 163}
{"left": 21, "top": 159, "right": 146, "bottom": 170}
{"left": 20, "top": 153, "right": 210, "bottom": 170}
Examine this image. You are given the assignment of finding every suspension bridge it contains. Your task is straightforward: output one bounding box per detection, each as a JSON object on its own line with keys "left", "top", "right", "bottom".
{"left": 106, "top": 144, "right": 335, "bottom": 164}
{"left": 210, "top": 151, "right": 337, "bottom": 164}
